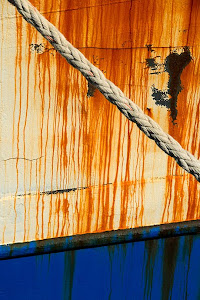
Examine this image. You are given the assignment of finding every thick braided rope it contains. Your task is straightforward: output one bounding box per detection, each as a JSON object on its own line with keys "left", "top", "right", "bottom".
{"left": 8, "top": 0, "right": 200, "bottom": 182}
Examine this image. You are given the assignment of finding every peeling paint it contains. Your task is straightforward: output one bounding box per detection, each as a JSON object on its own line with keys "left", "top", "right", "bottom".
{"left": 165, "top": 47, "right": 192, "bottom": 122}
{"left": 147, "top": 47, "right": 192, "bottom": 123}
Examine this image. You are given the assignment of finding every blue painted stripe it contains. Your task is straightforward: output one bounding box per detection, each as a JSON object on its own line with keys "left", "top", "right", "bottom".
{"left": 1, "top": 219, "right": 200, "bottom": 260}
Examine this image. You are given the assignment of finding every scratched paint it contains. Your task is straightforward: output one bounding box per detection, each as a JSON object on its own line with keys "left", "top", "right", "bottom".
{"left": 0, "top": 0, "right": 200, "bottom": 244}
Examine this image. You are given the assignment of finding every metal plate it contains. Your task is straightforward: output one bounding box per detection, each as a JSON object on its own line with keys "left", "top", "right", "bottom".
{"left": 0, "top": 0, "right": 200, "bottom": 244}
{"left": 0, "top": 232, "right": 200, "bottom": 299}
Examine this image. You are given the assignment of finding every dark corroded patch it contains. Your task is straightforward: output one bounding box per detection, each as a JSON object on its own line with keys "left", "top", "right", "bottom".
{"left": 146, "top": 57, "right": 162, "bottom": 74}
{"left": 165, "top": 47, "right": 192, "bottom": 123}
{"left": 151, "top": 85, "right": 169, "bottom": 107}
{"left": 146, "top": 58, "right": 159, "bottom": 70}
{"left": 146, "top": 47, "right": 192, "bottom": 124}
{"left": 87, "top": 82, "right": 97, "bottom": 97}
{"left": 30, "top": 43, "right": 56, "bottom": 55}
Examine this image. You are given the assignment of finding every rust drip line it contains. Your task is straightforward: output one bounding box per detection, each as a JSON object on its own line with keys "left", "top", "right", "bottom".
{"left": 7, "top": 0, "right": 200, "bottom": 182}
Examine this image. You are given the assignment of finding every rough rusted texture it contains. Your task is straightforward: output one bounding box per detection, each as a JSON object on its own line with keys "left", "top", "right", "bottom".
{"left": 149, "top": 47, "right": 192, "bottom": 123}
{"left": 1, "top": 220, "right": 200, "bottom": 260}
{"left": 0, "top": 0, "right": 200, "bottom": 244}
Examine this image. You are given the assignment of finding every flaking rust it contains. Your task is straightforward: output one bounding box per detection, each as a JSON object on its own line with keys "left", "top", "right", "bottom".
{"left": 146, "top": 46, "right": 192, "bottom": 124}
{"left": 166, "top": 47, "right": 192, "bottom": 123}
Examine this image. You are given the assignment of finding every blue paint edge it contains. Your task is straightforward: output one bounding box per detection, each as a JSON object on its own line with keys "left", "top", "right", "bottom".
{"left": 1, "top": 220, "right": 200, "bottom": 260}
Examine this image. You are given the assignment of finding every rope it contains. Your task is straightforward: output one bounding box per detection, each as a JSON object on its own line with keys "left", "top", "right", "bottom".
{"left": 7, "top": 0, "right": 200, "bottom": 182}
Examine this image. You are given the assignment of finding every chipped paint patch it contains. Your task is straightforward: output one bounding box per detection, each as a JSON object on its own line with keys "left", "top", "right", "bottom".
{"left": 147, "top": 47, "right": 192, "bottom": 124}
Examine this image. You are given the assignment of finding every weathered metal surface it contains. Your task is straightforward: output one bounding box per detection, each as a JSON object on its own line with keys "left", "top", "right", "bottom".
{"left": 0, "top": 0, "right": 200, "bottom": 244}
{"left": 0, "top": 232, "right": 200, "bottom": 299}
{"left": 0, "top": 219, "right": 200, "bottom": 260}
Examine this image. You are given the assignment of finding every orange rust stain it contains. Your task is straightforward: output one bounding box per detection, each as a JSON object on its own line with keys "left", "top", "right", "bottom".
{"left": 31, "top": 0, "right": 131, "bottom": 13}
{"left": 34, "top": 0, "right": 182, "bottom": 235}
{"left": 186, "top": 0, "right": 200, "bottom": 47}
{"left": 12, "top": 14, "right": 23, "bottom": 242}
{"left": 35, "top": 160, "right": 40, "bottom": 240}
{"left": 23, "top": 23, "right": 36, "bottom": 242}
{"left": 36, "top": 47, "right": 50, "bottom": 240}
{"left": 8, "top": 0, "right": 200, "bottom": 243}
{"left": 163, "top": 0, "right": 200, "bottom": 224}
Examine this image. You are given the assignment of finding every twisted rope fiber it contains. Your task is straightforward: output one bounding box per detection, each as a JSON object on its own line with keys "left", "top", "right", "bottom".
{"left": 8, "top": 0, "right": 200, "bottom": 182}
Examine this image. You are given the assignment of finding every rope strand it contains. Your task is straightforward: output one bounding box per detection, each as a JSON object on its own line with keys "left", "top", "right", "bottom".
{"left": 8, "top": 0, "right": 200, "bottom": 182}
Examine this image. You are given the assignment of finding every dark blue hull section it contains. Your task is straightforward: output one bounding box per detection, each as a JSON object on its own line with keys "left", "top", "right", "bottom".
{"left": 0, "top": 232, "right": 200, "bottom": 299}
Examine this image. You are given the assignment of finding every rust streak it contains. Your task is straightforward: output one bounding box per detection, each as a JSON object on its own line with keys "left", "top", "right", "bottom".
{"left": 4, "top": 0, "right": 200, "bottom": 244}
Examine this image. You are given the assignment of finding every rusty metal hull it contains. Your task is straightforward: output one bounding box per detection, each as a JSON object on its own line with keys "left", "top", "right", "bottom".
{"left": 0, "top": 0, "right": 200, "bottom": 244}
